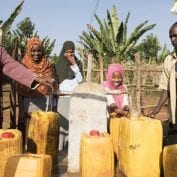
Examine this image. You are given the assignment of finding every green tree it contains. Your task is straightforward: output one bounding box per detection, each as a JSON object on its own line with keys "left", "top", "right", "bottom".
{"left": 0, "top": 0, "right": 24, "bottom": 54}
{"left": 13, "top": 17, "right": 56, "bottom": 58}
{"left": 17, "top": 17, "right": 35, "bottom": 37}
{"left": 78, "top": 5, "right": 155, "bottom": 66}
{"left": 157, "top": 44, "right": 169, "bottom": 64}
{"left": 136, "top": 34, "right": 160, "bottom": 63}
{"left": 4, "top": 17, "right": 56, "bottom": 58}
{"left": 12, "top": 17, "right": 36, "bottom": 57}
{"left": 0, "top": 0, "right": 55, "bottom": 57}
{"left": 136, "top": 34, "right": 169, "bottom": 64}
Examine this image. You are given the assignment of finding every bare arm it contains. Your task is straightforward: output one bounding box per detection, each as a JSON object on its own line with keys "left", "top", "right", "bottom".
{"left": 147, "top": 89, "right": 169, "bottom": 118}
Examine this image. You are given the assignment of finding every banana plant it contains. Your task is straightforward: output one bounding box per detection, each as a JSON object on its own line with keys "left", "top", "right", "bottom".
{"left": 171, "top": 0, "right": 177, "bottom": 14}
{"left": 0, "top": 0, "right": 24, "bottom": 53}
{"left": 119, "top": 20, "right": 156, "bottom": 61}
{"left": 1, "top": 0, "right": 24, "bottom": 33}
{"left": 12, "top": 20, "right": 56, "bottom": 58}
{"left": 42, "top": 36, "right": 56, "bottom": 57}
{"left": 78, "top": 5, "right": 156, "bottom": 65}
{"left": 157, "top": 44, "right": 169, "bottom": 64}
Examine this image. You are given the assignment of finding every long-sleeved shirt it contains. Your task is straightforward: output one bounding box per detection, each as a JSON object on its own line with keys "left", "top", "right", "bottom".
{"left": 59, "top": 64, "right": 83, "bottom": 92}
{"left": 0, "top": 46, "right": 37, "bottom": 88}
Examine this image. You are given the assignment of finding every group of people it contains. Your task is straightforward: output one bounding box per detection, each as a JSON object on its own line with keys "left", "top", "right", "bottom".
{"left": 104, "top": 21, "right": 177, "bottom": 146}
{"left": 1, "top": 21, "right": 177, "bottom": 150}
{"left": 104, "top": 22, "right": 177, "bottom": 146}
{"left": 0, "top": 38, "right": 83, "bottom": 150}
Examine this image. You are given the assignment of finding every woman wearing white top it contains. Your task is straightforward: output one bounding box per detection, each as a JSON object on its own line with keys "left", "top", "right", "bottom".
{"left": 55, "top": 41, "right": 83, "bottom": 151}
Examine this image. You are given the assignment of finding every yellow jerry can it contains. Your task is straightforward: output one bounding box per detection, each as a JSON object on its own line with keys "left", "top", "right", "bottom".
{"left": 80, "top": 131, "right": 114, "bottom": 177}
{"left": 3, "top": 153, "right": 52, "bottom": 177}
{"left": 109, "top": 112, "right": 122, "bottom": 160}
{"left": 118, "top": 116, "right": 163, "bottom": 177}
{"left": 0, "top": 129, "right": 22, "bottom": 177}
{"left": 27, "top": 111, "right": 59, "bottom": 164}
{"left": 163, "top": 144, "right": 177, "bottom": 177}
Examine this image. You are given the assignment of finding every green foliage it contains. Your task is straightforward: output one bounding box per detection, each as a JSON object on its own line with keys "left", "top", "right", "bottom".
{"left": 136, "top": 33, "right": 160, "bottom": 63}
{"left": 136, "top": 34, "right": 169, "bottom": 64}
{"left": 78, "top": 5, "right": 156, "bottom": 66}
{"left": 1, "top": 0, "right": 24, "bottom": 34}
{"left": 50, "top": 53, "right": 58, "bottom": 64}
{"left": 157, "top": 44, "right": 169, "bottom": 64}
{"left": 42, "top": 36, "right": 56, "bottom": 57}
{"left": 17, "top": 17, "right": 35, "bottom": 37}
{"left": 0, "top": 0, "right": 24, "bottom": 54}
{"left": 0, "top": 1, "right": 55, "bottom": 58}
{"left": 7, "top": 17, "right": 36, "bottom": 57}
{"left": 9, "top": 17, "right": 56, "bottom": 58}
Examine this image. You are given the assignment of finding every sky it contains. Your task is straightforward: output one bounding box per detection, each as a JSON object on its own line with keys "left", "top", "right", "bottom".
{"left": 1, "top": 0, "right": 177, "bottom": 55}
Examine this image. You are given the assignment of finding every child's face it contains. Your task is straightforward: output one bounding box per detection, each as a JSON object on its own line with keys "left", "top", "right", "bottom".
{"left": 111, "top": 71, "right": 123, "bottom": 87}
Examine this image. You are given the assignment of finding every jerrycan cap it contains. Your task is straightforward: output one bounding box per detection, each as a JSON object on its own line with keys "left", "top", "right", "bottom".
{"left": 89, "top": 130, "right": 100, "bottom": 136}
{"left": 1, "top": 132, "right": 14, "bottom": 138}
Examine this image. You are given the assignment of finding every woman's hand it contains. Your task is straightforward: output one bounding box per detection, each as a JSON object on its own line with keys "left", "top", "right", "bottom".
{"left": 115, "top": 108, "right": 124, "bottom": 116}
{"left": 35, "top": 76, "right": 55, "bottom": 87}
{"left": 115, "top": 108, "right": 129, "bottom": 117}
{"left": 109, "top": 103, "right": 117, "bottom": 113}
{"left": 64, "top": 52, "right": 76, "bottom": 65}
{"left": 123, "top": 105, "right": 130, "bottom": 112}
{"left": 109, "top": 104, "right": 130, "bottom": 117}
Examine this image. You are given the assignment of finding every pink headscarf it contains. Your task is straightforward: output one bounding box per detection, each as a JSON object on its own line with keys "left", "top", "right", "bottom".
{"left": 102, "top": 64, "right": 126, "bottom": 108}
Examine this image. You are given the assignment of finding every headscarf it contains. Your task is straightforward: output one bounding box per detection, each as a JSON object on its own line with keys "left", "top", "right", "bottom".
{"left": 55, "top": 41, "right": 82, "bottom": 83}
{"left": 102, "top": 64, "right": 126, "bottom": 108}
{"left": 18, "top": 37, "right": 57, "bottom": 96}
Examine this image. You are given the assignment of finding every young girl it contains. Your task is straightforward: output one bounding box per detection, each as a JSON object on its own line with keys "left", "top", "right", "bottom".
{"left": 102, "top": 64, "right": 129, "bottom": 117}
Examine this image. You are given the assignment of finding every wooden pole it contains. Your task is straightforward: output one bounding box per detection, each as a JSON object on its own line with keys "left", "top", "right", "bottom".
{"left": 10, "top": 39, "right": 18, "bottom": 128}
{"left": 99, "top": 56, "right": 104, "bottom": 84}
{"left": 0, "top": 28, "right": 3, "bottom": 128}
{"left": 134, "top": 52, "right": 142, "bottom": 114}
{"left": 86, "top": 53, "right": 93, "bottom": 82}
{"left": 0, "top": 28, "right": 2, "bottom": 45}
